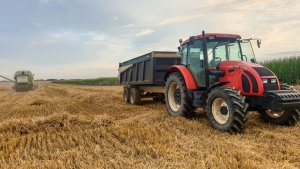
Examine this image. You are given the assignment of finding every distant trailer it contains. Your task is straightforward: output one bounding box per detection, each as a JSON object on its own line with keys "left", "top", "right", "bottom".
{"left": 118, "top": 51, "right": 180, "bottom": 104}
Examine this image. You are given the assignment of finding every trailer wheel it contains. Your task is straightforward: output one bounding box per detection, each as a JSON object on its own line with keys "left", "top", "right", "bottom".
{"left": 123, "top": 87, "right": 130, "bottom": 104}
{"left": 129, "top": 88, "right": 141, "bottom": 105}
{"left": 259, "top": 109, "right": 299, "bottom": 126}
{"left": 206, "top": 86, "right": 248, "bottom": 133}
{"left": 165, "top": 72, "right": 193, "bottom": 117}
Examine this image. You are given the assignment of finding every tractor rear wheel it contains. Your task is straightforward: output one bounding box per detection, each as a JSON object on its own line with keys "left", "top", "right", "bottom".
{"left": 129, "top": 87, "right": 141, "bottom": 105}
{"left": 259, "top": 109, "right": 299, "bottom": 126}
{"left": 165, "top": 72, "right": 193, "bottom": 117}
{"left": 206, "top": 86, "right": 248, "bottom": 133}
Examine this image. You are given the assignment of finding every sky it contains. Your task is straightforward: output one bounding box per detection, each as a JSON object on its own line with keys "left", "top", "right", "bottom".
{"left": 0, "top": 0, "right": 300, "bottom": 79}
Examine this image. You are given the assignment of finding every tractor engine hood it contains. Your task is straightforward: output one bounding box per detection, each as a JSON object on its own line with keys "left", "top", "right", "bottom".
{"left": 217, "top": 61, "right": 280, "bottom": 96}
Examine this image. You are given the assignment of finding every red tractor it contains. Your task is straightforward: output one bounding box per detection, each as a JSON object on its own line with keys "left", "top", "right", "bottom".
{"left": 119, "top": 31, "right": 300, "bottom": 133}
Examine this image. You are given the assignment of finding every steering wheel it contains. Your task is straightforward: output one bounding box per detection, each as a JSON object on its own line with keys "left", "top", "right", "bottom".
{"left": 214, "top": 57, "right": 221, "bottom": 62}
{"left": 210, "top": 57, "right": 222, "bottom": 67}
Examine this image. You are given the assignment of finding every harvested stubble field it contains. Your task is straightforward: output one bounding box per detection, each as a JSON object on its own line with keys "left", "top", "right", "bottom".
{"left": 0, "top": 82, "right": 299, "bottom": 169}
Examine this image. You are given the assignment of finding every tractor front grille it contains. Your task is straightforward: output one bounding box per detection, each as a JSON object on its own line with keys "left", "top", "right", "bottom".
{"left": 253, "top": 67, "right": 278, "bottom": 91}
{"left": 264, "top": 83, "right": 279, "bottom": 91}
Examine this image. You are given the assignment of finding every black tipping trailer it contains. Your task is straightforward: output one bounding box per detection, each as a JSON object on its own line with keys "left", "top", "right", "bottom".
{"left": 119, "top": 51, "right": 180, "bottom": 104}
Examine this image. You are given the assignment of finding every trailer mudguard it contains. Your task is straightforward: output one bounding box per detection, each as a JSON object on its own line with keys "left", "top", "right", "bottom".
{"left": 164, "top": 65, "right": 197, "bottom": 90}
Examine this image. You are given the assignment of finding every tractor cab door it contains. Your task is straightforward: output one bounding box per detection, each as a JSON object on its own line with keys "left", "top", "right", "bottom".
{"left": 181, "top": 40, "right": 206, "bottom": 88}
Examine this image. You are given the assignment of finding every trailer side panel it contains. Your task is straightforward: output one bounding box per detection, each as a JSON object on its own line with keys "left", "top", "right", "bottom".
{"left": 119, "top": 51, "right": 180, "bottom": 86}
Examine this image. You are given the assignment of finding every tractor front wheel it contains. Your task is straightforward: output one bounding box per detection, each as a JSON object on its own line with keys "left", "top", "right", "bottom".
{"left": 259, "top": 109, "right": 299, "bottom": 126}
{"left": 206, "top": 86, "right": 248, "bottom": 133}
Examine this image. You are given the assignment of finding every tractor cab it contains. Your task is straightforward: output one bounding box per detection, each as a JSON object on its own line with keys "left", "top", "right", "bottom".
{"left": 178, "top": 32, "right": 260, "bottom": 88}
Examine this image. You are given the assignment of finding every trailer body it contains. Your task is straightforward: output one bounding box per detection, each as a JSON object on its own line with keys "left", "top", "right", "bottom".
{"left": 119, "top": 51, "right": 180, "bottom": 87}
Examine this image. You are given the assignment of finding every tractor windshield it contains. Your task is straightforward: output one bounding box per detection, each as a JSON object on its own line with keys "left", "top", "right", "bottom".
{"left": 207, "top": 39, "right": 256, "bottom": 66}
{"left": 239, "top": 40, "right": 256, "bottom": 61}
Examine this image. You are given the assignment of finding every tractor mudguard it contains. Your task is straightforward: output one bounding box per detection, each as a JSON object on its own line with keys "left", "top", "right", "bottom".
{"left": 165, "top": 65, "right": 197, "bottom": 90}
{"left": 197, "top": 82, "right": 228, "bottom": 106}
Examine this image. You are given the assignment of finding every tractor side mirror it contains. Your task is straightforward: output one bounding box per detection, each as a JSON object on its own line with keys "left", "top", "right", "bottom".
{"left": 250, "top": 58, "right": 256, "bottom": 63}
{"left": 179, "top": 38, "right": 183, "bottom": 44}
{"left": 257, "top": 39, "right": 261, "bottom": 48}
{"left": 189, "top": 36, "right": 195, "bottom": 45}
{"left": 178, "top": 39, "right": 183, "bottom": 52}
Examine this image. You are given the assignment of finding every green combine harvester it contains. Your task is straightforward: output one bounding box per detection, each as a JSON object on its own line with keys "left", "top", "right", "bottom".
{"left": 0, "top": 70, "right": 35, "bottom": 92}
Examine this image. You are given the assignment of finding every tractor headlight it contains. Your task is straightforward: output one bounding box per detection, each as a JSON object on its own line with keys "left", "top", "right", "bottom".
{"left": 270, "top": 79, "right": 277, "bottom": 83}
{"left": 262, "top": 79, "right": 268, "bottom": 84}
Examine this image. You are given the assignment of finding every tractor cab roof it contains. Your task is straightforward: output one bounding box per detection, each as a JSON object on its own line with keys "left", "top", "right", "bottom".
{"left": 182, "top": 33, "right": 241, "bottom": 45}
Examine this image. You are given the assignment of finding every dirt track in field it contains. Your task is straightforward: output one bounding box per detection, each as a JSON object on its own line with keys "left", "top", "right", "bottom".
{"left": 0, "top": 82, "right": 299, "bottom": 169}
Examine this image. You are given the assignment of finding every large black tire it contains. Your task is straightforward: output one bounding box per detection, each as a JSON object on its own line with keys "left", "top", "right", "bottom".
{"left": 165, "top": 72, "right": 193, "bottom": 117}
{"left": 123, "top": 87, "right": 130, "bottom": 104}
{"left": 206, "top": 86, "right": 249, "bottom": 133}
{"left": 259, "top": 109, "right": 299, "bottom": 126}
{"left": 129, "top": 87, "right": 141, "bottom": 105}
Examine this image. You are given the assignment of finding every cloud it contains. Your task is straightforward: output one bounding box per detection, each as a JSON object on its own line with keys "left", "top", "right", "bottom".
{"left": 34, "top": 22, "right": 43, "bottom": 27}
{"left": 135, "top": 29, "right": 155, "bottom": 36}
{"left": 120, "top": 24, "right": 135, "bottom": 28}
{"left": 38, "top": 0, "right": 50, "bottom": 4}
{"left": 92, "top": 34, "right": 107, "bottom": 41}
{"left": 157, "top": 13, "right": 202, "bottom": 26}
{"left": 30, "top": 39, "right": 58, "bottom": 45}
{"left": 30, "top": 30, "right": 74, "bottom": 45}
{"left": 113, "top": 16, "right": 119, "bottom": 21}
{"left": 30, "top": 30, "right": 109, "bottom": 46}
{"left": 50, "top": 30, "right": 73, "bottom": 38}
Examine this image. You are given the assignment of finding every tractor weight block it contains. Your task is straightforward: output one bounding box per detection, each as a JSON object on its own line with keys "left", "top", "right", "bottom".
{"left": 264, "top": 90, "right": 300, "bottom": 111}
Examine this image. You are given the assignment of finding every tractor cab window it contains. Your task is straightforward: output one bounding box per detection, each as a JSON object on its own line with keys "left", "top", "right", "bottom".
{"left": 240, "top": 40, "right": 255, "bottom": 62}
{"left": 206, "top": 39, "right": 255, "bottom": 65}
{"left": 187, "top": 40, "right": 204, "bottom": 87}
{"left": 181, "top": 44, "right": 188, "bottom": 65}
{"left": 180, "top": 40, "right": 205, "bottom": 87}
{"left": 207, "top": 42, "right": 228, "bottom": 67}
{"left": 187, "top": 40, "right": 203, "bottom": 67}
{"left": 228, "top": 42, "right": 242, "bottom": 61}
